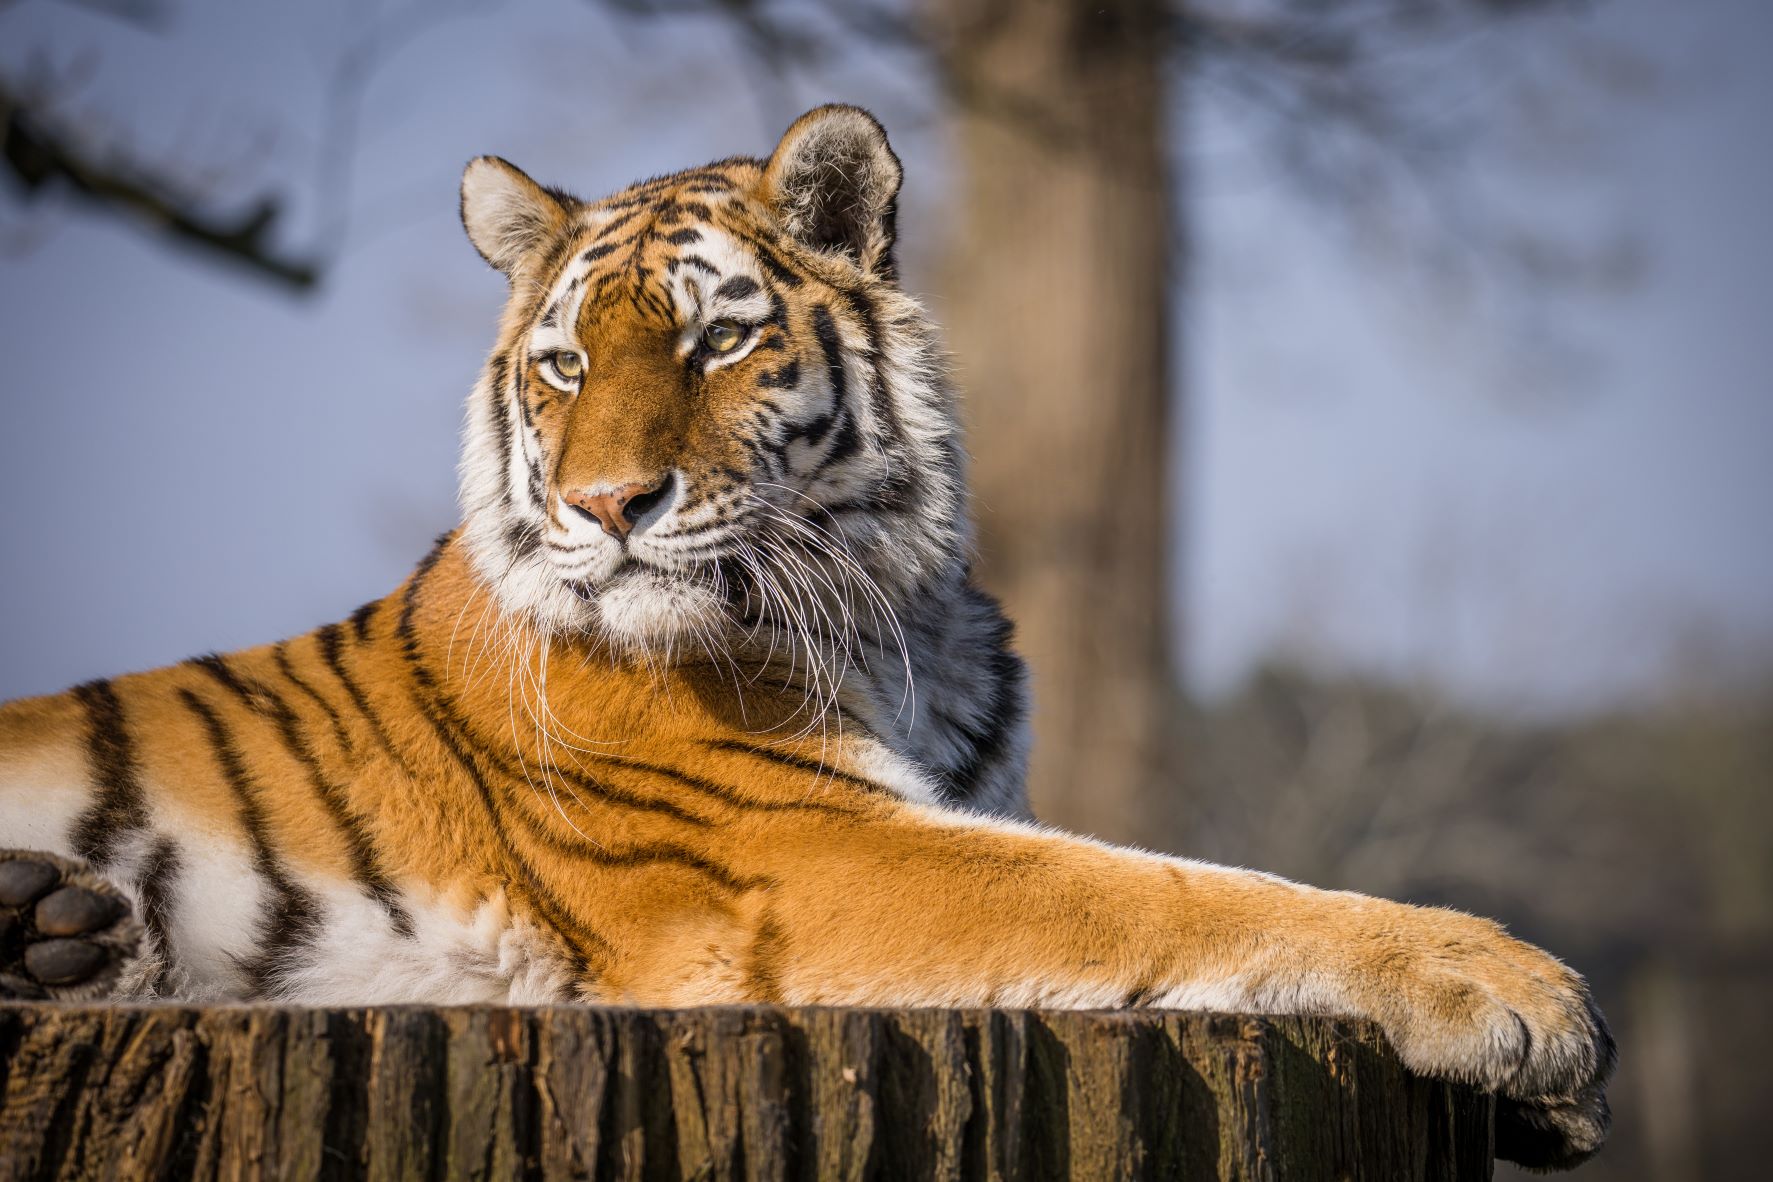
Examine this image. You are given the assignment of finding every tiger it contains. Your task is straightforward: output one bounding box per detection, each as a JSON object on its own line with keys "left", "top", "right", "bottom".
{"left": 0, "top": 105, "right": 1610, "bottom": 1169}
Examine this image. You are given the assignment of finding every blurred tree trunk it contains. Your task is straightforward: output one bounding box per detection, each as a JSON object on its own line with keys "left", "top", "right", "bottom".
{"left": 928, "top": 0, "right": 1176, "bottom": 840}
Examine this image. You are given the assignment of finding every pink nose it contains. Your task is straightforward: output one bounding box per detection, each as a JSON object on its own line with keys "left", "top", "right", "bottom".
{"left": 562, "top": 479, "right": 666, "bottom": 539}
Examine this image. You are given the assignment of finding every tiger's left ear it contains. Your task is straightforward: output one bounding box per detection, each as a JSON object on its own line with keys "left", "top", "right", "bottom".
{"left": 762, "top": 105, "right": 902, "bottom": 279}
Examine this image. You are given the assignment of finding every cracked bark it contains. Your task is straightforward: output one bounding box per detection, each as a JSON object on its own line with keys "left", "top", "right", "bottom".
{"left": 0, "top": 1006, "right": 1491, "bottom": 1181}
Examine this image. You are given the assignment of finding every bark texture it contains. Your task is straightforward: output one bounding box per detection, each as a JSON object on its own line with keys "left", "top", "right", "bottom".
{"left": 929, "top": 0, "right": 1178, "bottom": 841}
{"left": 0, "top": 1005, "right": 1491, "bottom": 1181}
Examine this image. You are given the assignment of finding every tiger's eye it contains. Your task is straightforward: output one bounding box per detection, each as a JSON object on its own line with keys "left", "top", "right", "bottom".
{"left": 551, "top": 351, "right": 583, "bottom": 380}
{"left": 703, "top": 320, "right": 744, "bottom": 353}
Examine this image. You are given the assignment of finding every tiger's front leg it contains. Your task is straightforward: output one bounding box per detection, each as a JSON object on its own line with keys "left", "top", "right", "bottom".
{"left": 607, "top": 802, "right": 1613, "bottom": 1171}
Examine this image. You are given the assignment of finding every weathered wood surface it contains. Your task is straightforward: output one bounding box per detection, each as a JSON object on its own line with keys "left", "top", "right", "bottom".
{"left": 0, "top": 1006, "right": 1492, "bottom": 1181}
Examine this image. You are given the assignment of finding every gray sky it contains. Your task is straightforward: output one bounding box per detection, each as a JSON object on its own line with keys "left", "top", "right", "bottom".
{"left": 1188, "top": 0, "right": 1773, "bottom": 712}
{"left": 1, "top": 0, "right": 1767, "bottom": 718}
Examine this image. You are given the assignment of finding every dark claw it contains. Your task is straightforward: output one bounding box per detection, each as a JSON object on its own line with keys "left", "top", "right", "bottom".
{"left": 0, "top": 859, "right": 60, "bottom": 906}
{"left": 23, "top": 938, "right": 109, "bottom": 985}
{"left": 34, "top": 886, "right": 122, "bottom": 937}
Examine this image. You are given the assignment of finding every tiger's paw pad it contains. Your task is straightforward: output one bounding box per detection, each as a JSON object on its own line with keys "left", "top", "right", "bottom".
{"left": 0, "top": 850, "right": 140, "bottom": 1001}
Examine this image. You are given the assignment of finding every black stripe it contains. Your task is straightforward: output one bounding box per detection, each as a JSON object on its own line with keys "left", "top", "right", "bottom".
{"left": 704, "top": 739, "right": 884, "bottom": 795}
{"left": 937, "top": 590, "right": 1027, "bottom": 800}
{"left": 67, "top": 679, "right": 148, "bottom": 869}
{"left": 811, "top": 408, "right": 861, "bottom": 477}
{"left": 678, "top": 181, "right": 738, "bottom": 195}
{"left": 591, "top": 210, "right": 638, "bottom": 241}
{"left": 759, "top": 359, "right": 802, "bottom": 391}
{"left": 714, "top": 275, "right": 760, "bottom": 301}
{"left": 1122, "top": 980, "right": 1161, "bottom": 1008}
{"left": 133, "top": 836, "right": 181, "bottom": 996}
{"left": 811, "top": 305, "right": 847, "bottom": 411}
{"left": 530, "top": 236, "right": 584, "bottom": 309}
{"left": 390, "top": 591, "right": 815, "bottom": 825}
{"left": 402, "top": 683, "right": 612, "bottom": 972}
{"left": 515, "top": 366, "right": 537, "bottom": 432}
{"left": 637, "top": 282, "right": 675, "bottom": 324}
{"left": 496, "top": 796, "right": 766, "bottom": 895}
{"left": 349, "top": 601, "right": 378, "bottom": 642}
{"left": 189, "top": 654, "right": 414, "bottom": 938}
{"left": 590, "top": 271, "right": 628, "bottom": 302}
{"left": 741, "top": 228, "right": 812, "bottom": 290}
{"left": 871, "top": 469, "right": 918, "bottom": 515}
{"left": 438, "top": 699, "right": 716, "bottom": 828}
{"left": 489, "top": 354, "right": 516, "bottom": 511}
{"left": 390, "top": 548, "right": 612, "bottom": 970}
{"left": 841, "top": 288, "right": 903, "bottom": 445}
{"left": 506, "top": 519, "right": 543, "bottom": 558}
{"left": 178, "top": 688, "right": 323, "bottom": 997}
{"left": 313, "top": 611, "right": 615, "bottom": 973}
{"left": 592, "top": 755, "right": 860, "bottom": 816}
{"left": 746, "top": 911, "right": 786, "bottom": 1003}
{"left": 396, "top": 536, "right": 452, "bottom": 666}
{"left": 314, "top": 624, "right": 408, "bottom": 770}
{"left": 751, "top": 239, "right": 807, "bottom": 288}
{"left": 669, "top": 254, "right": 719, "bottom": 278}
{"left": 732, "top": 429, "right": 772, "bottom": 480}
{"left": 272, "top": 640, "right": 354, "bottom": 756}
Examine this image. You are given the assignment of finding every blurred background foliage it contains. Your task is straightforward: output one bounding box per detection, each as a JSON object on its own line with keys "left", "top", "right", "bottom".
{"left": 2, "top": 0, "right": 1768, "bottom": 1176}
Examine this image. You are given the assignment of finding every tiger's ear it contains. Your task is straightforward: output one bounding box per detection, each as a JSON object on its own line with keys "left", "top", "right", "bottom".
{"left": 460, "top": 156, "right": 570, "bottom": 275}
{"left": 762, "top": 105, "right": 902, "bottom": 279}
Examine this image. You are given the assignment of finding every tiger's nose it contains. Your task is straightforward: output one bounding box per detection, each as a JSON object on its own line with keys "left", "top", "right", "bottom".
{"left": 563, "top": 477, "right": 670, "bottom": 540}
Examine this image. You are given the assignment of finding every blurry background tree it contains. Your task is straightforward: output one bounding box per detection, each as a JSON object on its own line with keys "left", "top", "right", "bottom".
{"left": 928, "top": 0, "right": 1174, "bottom": 837}
{"left": 3, "top": 1, "right": 1770, "bottom": 1178}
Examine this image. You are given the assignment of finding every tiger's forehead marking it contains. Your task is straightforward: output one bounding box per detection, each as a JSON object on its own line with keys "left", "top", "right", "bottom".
{"left": 533, "top": 176, "right": 771, "bottom": 338}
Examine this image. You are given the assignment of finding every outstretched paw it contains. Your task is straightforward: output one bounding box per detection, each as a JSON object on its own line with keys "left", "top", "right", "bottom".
{"left": 1359, "top": 904, "right": 1616, "bottom": 1171}
{"left": 0, "top": 849, "right": 140, "bottom": 1001}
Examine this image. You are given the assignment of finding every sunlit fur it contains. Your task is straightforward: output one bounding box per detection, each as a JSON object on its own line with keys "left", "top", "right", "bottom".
{"left": 0, "top": 107, "right": 1611, "bottom": 1170}
{"left": 454, "top": 111, "right": 1027, "bottom": 812}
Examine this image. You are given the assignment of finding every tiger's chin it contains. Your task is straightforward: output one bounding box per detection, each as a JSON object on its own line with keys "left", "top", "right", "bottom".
{"left": 580, "top": 567, "right": 726, "bottom": 656}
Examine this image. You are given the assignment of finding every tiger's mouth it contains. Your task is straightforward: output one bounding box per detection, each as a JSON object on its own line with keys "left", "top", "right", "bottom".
{"left": 564, "top": 554, "right": 684, "bottom": 600}
{"left": 563, "top": 560, "right": 730, "bottom": 649}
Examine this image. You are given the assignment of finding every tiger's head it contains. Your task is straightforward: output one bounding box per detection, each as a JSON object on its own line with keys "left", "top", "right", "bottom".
{"left": 456, "top": 105, "right": 966, "bottom": 657}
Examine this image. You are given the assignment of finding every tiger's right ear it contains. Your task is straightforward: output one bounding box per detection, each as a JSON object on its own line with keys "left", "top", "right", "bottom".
{"left": 460, "top": 156, "right": 570, "bottom": 275}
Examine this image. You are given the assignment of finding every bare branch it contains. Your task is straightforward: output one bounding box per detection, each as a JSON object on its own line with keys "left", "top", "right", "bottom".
{"left": 0, "top": 75, "right": 319, "bottom": 288}
{"left": 55, "top": 0, "right": 171, "bottom": 29}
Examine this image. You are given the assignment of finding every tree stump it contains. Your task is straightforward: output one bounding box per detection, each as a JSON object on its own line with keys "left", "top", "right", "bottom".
{"left": 0, "top": 1005, "right": 1492, "bottom": 1180}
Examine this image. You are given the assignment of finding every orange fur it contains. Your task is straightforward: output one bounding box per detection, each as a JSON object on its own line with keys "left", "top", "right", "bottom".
{"left": 0, "top": 106, "right": 1612, "bottom": 1170}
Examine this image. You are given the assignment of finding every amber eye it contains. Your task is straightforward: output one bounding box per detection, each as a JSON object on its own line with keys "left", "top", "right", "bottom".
{"left": 702, "top": 320, "right": 745, "bottom": 354}
{"left": 547, "top": 351, "right": 584, "bottom": 382}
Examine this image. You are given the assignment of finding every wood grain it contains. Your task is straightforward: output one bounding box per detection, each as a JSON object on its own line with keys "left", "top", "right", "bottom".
{"left": 0, "top": 1006, "right": 1492, "bottom": 1181}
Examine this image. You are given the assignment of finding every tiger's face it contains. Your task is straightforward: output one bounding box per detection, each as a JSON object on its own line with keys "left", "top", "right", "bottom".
{"left": 456, "top": 107, "right": 964, "bottom": 656}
